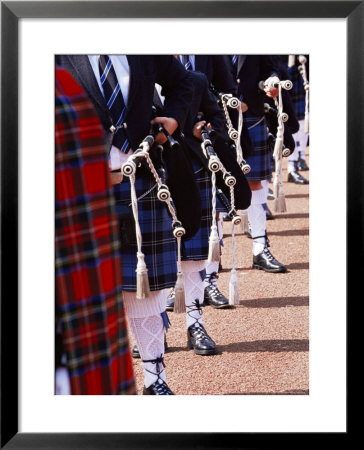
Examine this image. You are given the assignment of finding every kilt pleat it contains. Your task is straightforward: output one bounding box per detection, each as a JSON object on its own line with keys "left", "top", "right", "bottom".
{"left": 113, "top": 173, "right": 178, "bottom": 291}
{"left": 245, "top": 113, "right": 272, "bottom": 181}
{"left": 182, "top": 157, "right": 224, "bottom": 260}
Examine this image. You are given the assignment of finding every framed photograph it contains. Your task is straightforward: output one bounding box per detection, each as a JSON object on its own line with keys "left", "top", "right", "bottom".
{"left": 1, "top": 0, "right": 356, "bottom": 447}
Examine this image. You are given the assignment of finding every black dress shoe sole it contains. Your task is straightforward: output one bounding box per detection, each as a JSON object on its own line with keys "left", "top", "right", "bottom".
{"left": 187, "top": 340, "right": 217, "bottom": 355}
{"left": 252, "top": 263, "right": 287, "bottom": 273}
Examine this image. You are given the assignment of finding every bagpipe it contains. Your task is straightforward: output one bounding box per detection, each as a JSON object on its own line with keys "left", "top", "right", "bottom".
{"left": 298, "top": 55, "right": 310, "bottom": 133}
{"left": 196, "top": 113, "right": 242, "bottom": 306}
{"left": 288, "top": 54, "right": 309, "bottom": 133}
{"left": 121, "top": 122, "right": 187, "bottom": 304}
{"left": 259, "top": 76, "right": 293, "bottom": 212}
{"left": 264, "top": 102, "right": 294, "bottom": 158}
{"left": 209, "top": 85, "right": 251, "bottom": 175}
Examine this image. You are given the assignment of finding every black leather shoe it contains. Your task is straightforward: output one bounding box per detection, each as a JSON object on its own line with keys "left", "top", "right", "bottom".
{"left": 166, "top": 288, "right": 175, "bottom": 311}
{"left": 288, "top": 171, "right": 309, "bottom": 184}
{"left": 297, "top": 158, "right": 309, "bottom": 171}
{"left": 223, "top": 214, "right": 232, "bottom": 222}
{"left": 143, "top": 379, "right": 174, "bottom": 395}
{"left": 204, "top": 272, "right": 230, "bottom": 309}
{"left": 252, "top": 247, "right": 287, "bottom": 273}
{"left": 132, "top": 337, "right": 168, "bottom": 359}
{"left": 187, "top": 323, "right": 216, "bottom": 355}
{"left": 262, "top": 203, "right": 274, "bottom": 220}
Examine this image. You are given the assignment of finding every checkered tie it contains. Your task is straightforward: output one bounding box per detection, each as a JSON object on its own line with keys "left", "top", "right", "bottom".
{"left": 183, "top": 55, "right": 192, "bottom": 70}
{"left": 98, "top": 55, "right": 130, "bottom": 153}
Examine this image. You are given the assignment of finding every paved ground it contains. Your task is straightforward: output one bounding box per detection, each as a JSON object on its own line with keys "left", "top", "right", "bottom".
{"left": 129, "top": 152, "right": 309, "bottom": 395}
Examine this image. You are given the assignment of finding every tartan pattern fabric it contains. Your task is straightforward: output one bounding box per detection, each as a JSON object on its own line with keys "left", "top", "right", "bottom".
{"left": 244, "top": 113, "right": 272, "bottom": 181}
{"left": 55, "top": 67, "right": 135, "bottom": 395}
{"left": 182, "top": 158, "right": 213, "bottom": 260}
{"left": 112, "top": 173, "right": 178, "bottom": 291}
{"left": 286, "top": 64, "right": 306, "bottom": 121}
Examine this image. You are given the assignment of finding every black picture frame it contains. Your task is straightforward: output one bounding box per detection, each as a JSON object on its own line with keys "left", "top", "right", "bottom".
{"left": 1, "top": 1, "right": 356, "bottom": 448}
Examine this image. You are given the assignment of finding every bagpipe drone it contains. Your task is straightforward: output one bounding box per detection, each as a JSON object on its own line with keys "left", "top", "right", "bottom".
{"left": 259, "top": 76, "right": 294, "bottom": 212}
{"left": 196, "top": 113, "right": 242, "bottom": 306}
{"left": 121, "top": 120, "right": 189, "bottom": 311}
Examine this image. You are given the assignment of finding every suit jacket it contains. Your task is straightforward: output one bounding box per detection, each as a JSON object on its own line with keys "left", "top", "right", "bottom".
{"left": 233, "top": 55, "right": 280, "bottom": 117}
{"left": 56, "top": 55, "right": 202, "bottom": 240}
{"left": 55, "top": 55, "right": 194, "bottom": 151}
{"left": 195, "top": 55, "right": 238, "bottom": 94}
{"left": 182, "top": 71, "right": 252, "bottom": 210}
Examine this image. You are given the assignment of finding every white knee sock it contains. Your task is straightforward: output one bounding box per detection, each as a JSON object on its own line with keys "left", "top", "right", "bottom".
{"left": 248, "top": 188, "right": 267, "bottom": 256}
{"left": 261, "top": 179, "right": 269, "bottom": 202}
{"left": 181, "top": 260, "right": 205, "bottom": 329}
{"left": 204, "top": 260, "right": 219, "bottom": 288}
{"left": 123, "top": 290, "right": 167, "bottom": 388}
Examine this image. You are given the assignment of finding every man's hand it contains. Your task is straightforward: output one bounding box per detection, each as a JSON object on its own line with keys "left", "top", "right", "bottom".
{"left": 263, "top": 76, "right": 280, "bottom": 99}
{"left": 192, "top": 120, "right": 212, "bottom": 140}
{"left": 150, "top": 117, "right": 178, "bottom": 144}
{"left": 240, "top": 101, "right": 248, "bottom": 113}
{"left": 193, "top": 120, "right": 206, "bottom": 140}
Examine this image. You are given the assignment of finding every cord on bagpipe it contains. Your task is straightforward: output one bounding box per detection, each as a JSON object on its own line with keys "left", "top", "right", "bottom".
{"left": 121, "top": 125, "right": 186, "bottom": 311}
{"left": 210, "top": 87, "right": 251, "bottom": 233}
{"left": 298, "top": 55, "right": 310, "bottom": 133}
{"left": 261, "top": 77, "right": 293, "bottom": 212}
{"left": 210, "top": 86, "right": 251, "bottom": 176}
{"left": 264, "top": 103, "right": 292, "bottom": 158}
{"left": 197, "top": 114, "right": 241, "bottom": 305}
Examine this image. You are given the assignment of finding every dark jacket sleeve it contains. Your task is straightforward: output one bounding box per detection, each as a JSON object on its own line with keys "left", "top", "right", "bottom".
{"left": 155, "top": 56, "right": 194, "bottom": 130}
{"left": 259, "top": 56, "right": 281, "bottom": 81}
{"left": 211, "top": 55, "right": 238, "bottom": 95}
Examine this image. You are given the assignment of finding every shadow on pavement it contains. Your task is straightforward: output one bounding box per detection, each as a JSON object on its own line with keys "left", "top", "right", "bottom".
{"left": 240, "top": 296, "right": 309, "bottom": 308}
{"left": 220, "top": 339, "right": 309, "bottom": 353}
{"left": 224, "top": 389, "right": 309, "bottom": 395}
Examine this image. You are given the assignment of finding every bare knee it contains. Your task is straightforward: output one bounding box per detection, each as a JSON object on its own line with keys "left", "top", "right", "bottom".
{"left": 248, "top": 181, "right": 262, "bottom": 191}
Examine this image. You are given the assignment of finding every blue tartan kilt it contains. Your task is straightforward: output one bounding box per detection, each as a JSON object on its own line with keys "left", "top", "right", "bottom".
{"left": 182, "top": 157, "right": 224, "bottom": 261}
{"left": 245, "top": 113, "right": 272, "bottom": 181}
{"left": 290, "top": 71, "right": 306, "bottom": 121}
{"left": 113, "top": 173, "right": 177, "bottom": 292}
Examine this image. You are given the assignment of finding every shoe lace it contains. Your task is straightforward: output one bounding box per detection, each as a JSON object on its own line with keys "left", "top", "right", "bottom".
{"left": 252, "top": 233, "right": 270, "bottom": 247}
{"left": 186, "top": 299, "right": 203, "bottom": 326}
{"left": 205, "top": 272, "right": 223, "bottom": 298}
{"left": 142, "top": 354, "right": 166, "bottom": 385}
{"left": 167, "top": 288, "right": 175, "bottom": 299}
{"left": 263, "top": 246, "right": 274, "bottom": 260}
{"left": 153, "top": 379, "right": 173, "bottom": 395}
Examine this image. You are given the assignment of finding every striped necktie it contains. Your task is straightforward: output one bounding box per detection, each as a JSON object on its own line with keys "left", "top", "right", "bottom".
{"left": 183, "top": 55, "right": 192, "bottom": 70}
{"left": 231, "top": 55, "right": 238, "bottom": 67}
{"left": 98, "top": 55, "right": 130, "bottom": 153}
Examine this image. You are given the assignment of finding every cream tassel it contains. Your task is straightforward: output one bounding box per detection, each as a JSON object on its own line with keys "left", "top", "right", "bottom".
{"left": 173, "top": 236, "right": 186, "bottom": 314}
{"left": 273, "top": 83, "right": 287, "bottom": 213}
{"left": 238, "top": 209, "right": 250, "bottom": 234}
{"left": 304, "top": 88, "right": 309, "bottom": 133}
{"left": 229, "top": 220, "right": 239, "bottom": 306}
{"left": 208, "top": 171, "right": 220, "bottom": 263}
{"left": 135, "top": 252, "right": 150, "bottom": 299}
{"left": 130, "top": 173, "right": 150, "bottom": 299}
